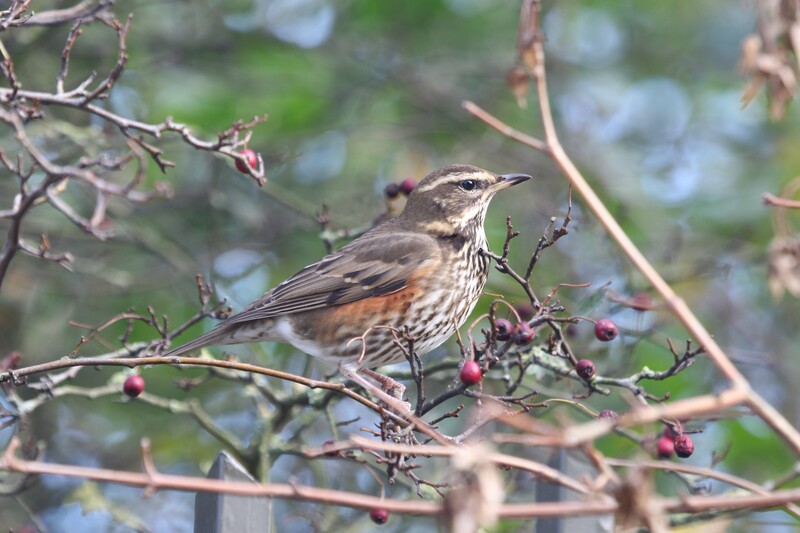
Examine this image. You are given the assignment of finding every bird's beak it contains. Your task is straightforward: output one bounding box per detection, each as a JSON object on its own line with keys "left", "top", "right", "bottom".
{"left": 495, "top": 173, "right": 532, "bottom": 190}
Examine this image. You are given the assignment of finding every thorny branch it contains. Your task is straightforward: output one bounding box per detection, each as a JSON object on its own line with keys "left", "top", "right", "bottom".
{"left": 4, "top": 431, "right": 800, "bottom": 522}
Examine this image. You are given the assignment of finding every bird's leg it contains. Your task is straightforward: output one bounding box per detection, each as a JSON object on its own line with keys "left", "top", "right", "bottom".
{"left": 362, "top": 368, "right": 407, "bottom": 402}
{"left": 338, "top": 364, "right": 455, "bottom": 445}
{"left": 339, "top": 364, "right": 412, "bottom": 414}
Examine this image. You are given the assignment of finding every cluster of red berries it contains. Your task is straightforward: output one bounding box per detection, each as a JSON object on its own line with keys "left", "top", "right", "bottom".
{"left": 596, "top": 412, "right": 695, "bottom": 460}
{"left": 565, "top": 318, "right": 622, "bottom": 381}
{"left": 459, "top": 317, "right": 537, "bottom": 385}
{"left": 493, "top": 318, "right": 534, "bottom": 345}
{"left": 493, "top": 313, "right": 620, "bottom": 346}
{"left": 384, "top": 178, "right": 417, "bottom": 198}
{"left": 657, "top": 425, "right": 694, "bottom": 459}
{"left": 471, "top": 315, "right": 621, "bottom": 385}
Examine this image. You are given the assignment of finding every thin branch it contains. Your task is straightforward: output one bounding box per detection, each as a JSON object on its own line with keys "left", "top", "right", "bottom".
{"left": 0, "top": 436, "right": 443, "bottom": 515}
{"left": 607, "top": 458, "right": 800, "bottom": 520}
{"left": 342, "top": 435, "right": 593, "bottom": 496}
{"left": 0, "top": 355, "right": 379, "bottom": 408}
{"left": 78, "top": 14, "right": 130, "bottom": 104}
{"left": 764, "top": 192, "right": 800, "bottom": 209}
{"left": 4, "top": 435, "right": 800, "bottom": 519}
{"left": 0, "top": 354, "right": 443, "bottom": 442}
{"left": 461, "top": 100, "right": 549, "bottom": 153}
{"left": 17, "top": 0, "right": 111, "bottom": 27}
{"left": 57, "top": 21, "right": 84, "bottom": 94}
{"left": 17, "top": 238, "right": 74, "bottom": 270}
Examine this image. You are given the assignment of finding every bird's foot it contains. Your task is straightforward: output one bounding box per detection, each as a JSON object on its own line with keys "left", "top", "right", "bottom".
{"left": 339, "top": 364, "right": 454, "bottom": 446}
{"left": 361, "top": 368, "right": 410, "bottom": 409}
{"left": 339, "top": 365, "right": 412, "bottom": 414}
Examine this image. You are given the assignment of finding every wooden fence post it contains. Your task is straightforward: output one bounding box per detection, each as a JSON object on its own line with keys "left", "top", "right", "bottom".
{"left": 194, "top": 451, "right": 271, "bottom": 533}
{"left": 535, "top": 449, "right": 614, "bottom": 533}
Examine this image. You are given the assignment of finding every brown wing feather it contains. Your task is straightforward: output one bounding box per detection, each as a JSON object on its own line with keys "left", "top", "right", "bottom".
{"left": 223, "top": 229, "right": 439, "bottom": 325}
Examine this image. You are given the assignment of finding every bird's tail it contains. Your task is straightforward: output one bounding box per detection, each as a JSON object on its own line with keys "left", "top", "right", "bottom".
{"left": 162, "top": 326, "right": 230, "bottom": 358}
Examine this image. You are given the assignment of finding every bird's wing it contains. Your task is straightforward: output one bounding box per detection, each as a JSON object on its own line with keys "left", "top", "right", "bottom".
{"left": 223, "top": 230, "right": 439, "bottom": 324}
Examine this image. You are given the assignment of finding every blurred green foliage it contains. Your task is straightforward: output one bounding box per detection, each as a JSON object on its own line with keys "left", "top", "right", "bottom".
{"left": 2, "top": 0, "right": 800, "bottom": 531}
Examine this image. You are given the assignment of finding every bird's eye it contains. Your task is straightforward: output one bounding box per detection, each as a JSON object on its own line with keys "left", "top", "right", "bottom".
{"left": 459, "top": 179, "right": 477, "bottom": 191}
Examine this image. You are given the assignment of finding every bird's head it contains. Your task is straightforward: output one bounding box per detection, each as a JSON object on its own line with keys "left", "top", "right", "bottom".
{"left": 400, "top": 164, "right": 531, "bottom": 237}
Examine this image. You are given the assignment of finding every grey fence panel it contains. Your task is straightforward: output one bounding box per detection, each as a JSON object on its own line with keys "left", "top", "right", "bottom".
{"left": 194, "top": 451, "right": 271, "bottom": 533}
{"left": 535, "top": 449, "right": 614, "bottom": 533}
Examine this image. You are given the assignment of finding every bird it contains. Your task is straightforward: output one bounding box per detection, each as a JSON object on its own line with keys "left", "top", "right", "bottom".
{"left": 164, "top": 164, "right": 530, "bottom": 414}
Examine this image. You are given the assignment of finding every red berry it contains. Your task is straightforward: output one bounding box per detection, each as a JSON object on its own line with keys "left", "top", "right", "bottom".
{"left": 594, "top": 319, "right": 618, "bottom": 341}
{"left": 513, "top": 323, "right": 535, "bottom": 345}
{"left": 657, "top": 435, "right": 675, "bottom": 458}
{"left": 123, "top": 375, "right": 145, "bottom": 397}
{"left": 460, "top": 360, "right": 482, "bottom": 385}
{"left": 493, "top": 318, "right": 513, "bottom": 341}
{"left": 598, "top": 409, "right": 619, "bottom": 421}
{"left": 674, "top": 435, "right": 695, "bottom": 458}
{"left": 235, "top": 149, "right": 259, "bottom": 173}
{"left": 384, "top": 183, "right": 401, "bottom": 198}
{"left": 399, "top": 178, "right": 416, "bottom": 195}
{"left": 322, "top": 439, "right": 337, "bottom": 457}
{"left": 575, "top": 359, "right": 595, "bottom": 379}
{"left": 370, "top": 508, "right": 389, "bottom": 525}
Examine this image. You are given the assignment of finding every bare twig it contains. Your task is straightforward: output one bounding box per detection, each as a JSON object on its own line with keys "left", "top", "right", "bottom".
{"left": 0, "top": 355, "right": 384, "bottom": 412}
{"left": 764, "top": 192, "right": 800, "bottom": 209}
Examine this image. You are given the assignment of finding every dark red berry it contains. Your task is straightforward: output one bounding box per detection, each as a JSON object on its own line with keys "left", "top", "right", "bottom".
{"left": 460, "top": 360, "right": 482, "bottom": 385}
{"left": 370, "top": 508, "right": 389, "bottom": 525}
{"left": 657, "top": 435, "right": 675, "bottom": 458}
{"left": 494, "top": 318, "right": 513, "bottom": 341}
{"left": 322, "top": 439, "right": 337, "bottom": 457}
{"left": 513, "top": 323, "right": 535, "bottom": 345}
{"left": 594, "top": 319, "right": 618, "bottom": 341}
{"left": 399, "top": 178, "right": 416, "bottom": 195}
{"left": 674, "top": 435, "right": 695, "bottom": 458}
{"left": 384, "top": 183, "right": 401, "bottom": 198}
{"left": 123, "top": 375, "right": 145, "bottom": 397}
{"left": 235, "top": 149, "right": 259, "bottom": 173}
{"left": 575, "top": 359, "right": 595, "bottom": 379}
{"left": 629, "top": 293, "right": 652, "bottom": 311}
{"left": 514, "top": 303, "right": 534, "bottom": 321}
{"left": 598, "top": 409, "right": 619, "bottom": 421}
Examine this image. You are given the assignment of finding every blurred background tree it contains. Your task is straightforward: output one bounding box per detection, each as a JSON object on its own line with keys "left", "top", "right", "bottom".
{"left": 2, "top": 0, "right": 800, "bottom": 531}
